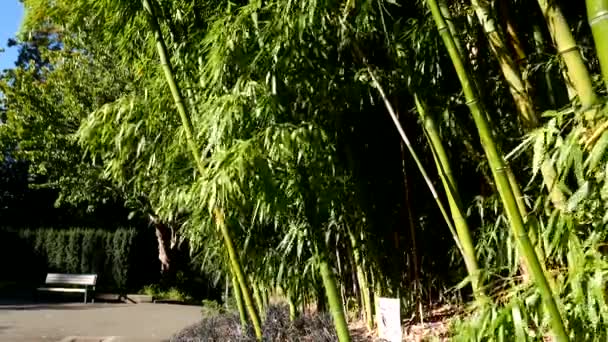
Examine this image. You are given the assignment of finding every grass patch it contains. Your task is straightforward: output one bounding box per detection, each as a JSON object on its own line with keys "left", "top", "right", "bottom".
{"left": 140, "top": 284, "right": 194, "bottom": 303}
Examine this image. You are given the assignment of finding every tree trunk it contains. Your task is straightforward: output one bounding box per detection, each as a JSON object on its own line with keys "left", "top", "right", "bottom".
{"left": 357, "top": 55, "right": 467, "bottom": 265}
{"left": 154, "top": 223, "right": 172, "bottom": 274}
{"left": 150, "top": 215, "right": 173, "bottom": 275}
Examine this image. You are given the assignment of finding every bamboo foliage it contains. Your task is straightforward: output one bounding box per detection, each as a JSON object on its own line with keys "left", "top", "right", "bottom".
{"left": 140, "top": 0, "right": 263, "bottom": 338}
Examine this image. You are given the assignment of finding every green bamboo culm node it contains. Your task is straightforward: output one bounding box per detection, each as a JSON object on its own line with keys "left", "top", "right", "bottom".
{"left": 140, "top": 0, "right": 263, "bottom": 339}
{"left": 587, "top": 0, "right": 608, "bottom": 92}
{"left": 536, "top": 0, "right": 597, "bottom": 107}
{"left": 424, "top": 0, "right": 569, "bottom": 340}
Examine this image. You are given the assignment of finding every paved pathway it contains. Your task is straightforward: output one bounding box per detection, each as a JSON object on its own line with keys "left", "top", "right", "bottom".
{"left": 0, "top": 301, "right": 202, "bottom": 342}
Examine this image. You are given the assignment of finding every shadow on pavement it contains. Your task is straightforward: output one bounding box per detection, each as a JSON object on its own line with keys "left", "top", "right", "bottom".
{"left": 0, "top": 303, "right": 122, "bottom": 311}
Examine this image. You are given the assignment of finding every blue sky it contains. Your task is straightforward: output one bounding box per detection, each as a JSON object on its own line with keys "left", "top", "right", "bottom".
{"left": 0, "top": 0, "right": 24, "bottom": 71}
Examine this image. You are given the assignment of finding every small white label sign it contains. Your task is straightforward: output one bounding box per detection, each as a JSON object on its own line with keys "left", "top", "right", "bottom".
{"left": 376, "top": 297, "right": 402, "bottom": 342}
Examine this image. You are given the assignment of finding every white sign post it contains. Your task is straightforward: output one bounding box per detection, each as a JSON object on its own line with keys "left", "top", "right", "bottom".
{"left": 376, "top": 297, "right": 402, "bottom": 342}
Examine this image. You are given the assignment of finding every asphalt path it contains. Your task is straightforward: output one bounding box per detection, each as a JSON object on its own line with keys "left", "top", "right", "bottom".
{"left": 0, "top": 300, "right": 202, "bottom": 342}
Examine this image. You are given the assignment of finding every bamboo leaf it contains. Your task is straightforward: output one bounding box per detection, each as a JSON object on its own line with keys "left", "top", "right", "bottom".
{"left": 585, "top": 131, "right": 608, "bottom": 172}
{"left": 573, "top": 144, "right": 585, "bottom": 187}
{"left": 566, "top": 181, "right": 589, "bottom": 212}
{"left": 532, "top": 130, "right": 545, "bottom": 178}
{"left": 511, "top": 301, "right": 527, "bottom": 342}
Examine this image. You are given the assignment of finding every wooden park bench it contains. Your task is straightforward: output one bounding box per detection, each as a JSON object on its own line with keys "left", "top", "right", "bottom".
{"left": 37, "top": 273, "right": 97, "bottom": 303}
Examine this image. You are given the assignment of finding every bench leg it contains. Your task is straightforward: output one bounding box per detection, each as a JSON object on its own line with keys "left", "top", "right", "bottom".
{"left": 84, "top": 290, "right": 87, "bottom": 304}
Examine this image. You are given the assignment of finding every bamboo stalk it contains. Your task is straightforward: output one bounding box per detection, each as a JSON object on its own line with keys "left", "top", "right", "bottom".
{"left": 400, "top": 143, "right": 423, "bottom": 322}
{"left": 425, "top": 0, "right": 569, "bottom": 340}
{"left": 318, "top": 248, "right": 352, "bottom": 342}
{"left": 537, "top": 0, "right": 597, "bottom": 107}
{"left": 141, "top": 0, "right": 263, "bottom": 339}
{"left": 215, "top": 209, "right": 264, "bottom": 339}
{"left": 260, "top": 283, "right": 269, "bottom": 310}
{"left": 533, "top": 24, "right": 564, "bottom": 108}
{"left": 414, "top": 95, "right": 484, "bottom": 300}
{"left": 438, "top": 0, "right": 466, "bottom": 59}
{"left": 470, "top": 0, "right": 538, "bottom": 128}
{"left": 252, "top": 278, "right": 265, "bottom": 320}
{"left": 586, "top": 0, "right": 608, "bottom": 91}
{"left": 348, "top": 230, "right": 373, "bottom": 330}
{"left": 232, "top": 274, "right": 248, "bottom": 329}
{"left": 288, "top": 292, "right": 297, "bottom": 321}
{"left": 498, "top": 0, "right": 527, "bottom": 64}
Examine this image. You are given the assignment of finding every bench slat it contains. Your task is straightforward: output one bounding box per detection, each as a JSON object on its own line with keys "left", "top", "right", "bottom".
{"left": 37, "top": 287, "right": 87, "bottom": 293}
{"left": 45, "top": 273, "right": 97, "bottom": 286}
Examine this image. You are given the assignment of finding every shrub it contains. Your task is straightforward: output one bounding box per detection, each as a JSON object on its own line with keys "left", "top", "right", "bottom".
{"left": 141, "top": 284, "right": 195, "bottom": 303}
{"left": 0, "top": 226, "right": 155, "bottom": 292}
{"left": 170, "top": 305, "right": 341, "bottom": 342}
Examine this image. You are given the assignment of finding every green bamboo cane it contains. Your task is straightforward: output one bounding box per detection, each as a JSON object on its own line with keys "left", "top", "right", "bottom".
{"left": 260, "top": 284, "right": 269, "bottom": 311}
{"left": 348, "top": 229, "right": 373, "bottom": 330}
{"left": 586, "top": 0, "right": 608, "bottom": 91}
{"left": 232, "top": 274, "right": 248, "bottom": 329}
{"left": 141, "top": 0, "right": 263, "bottom": 338}
{"left": 537, "top": 0, "right": 597, "bottom": 108}
{"left": 469, "top": 0, "right": 538, "bottom": 128}
{"left": 318, "top": 248, "right": 352, "bottom": 342}
{"left": 252, "top": 278, "right": 265, "bottom": 320}
{"left": 414, "top": 95, "right": 483, "bottom": 299}
{"left": 469, "top": 1, "right": 567, "bottom": 216}
{"left": 438, "top": 0, "right": 466, "bottom": 59}
{"left": 533, "top": 24, "right": 563, "bottom": 108}
{"left": 400, "top": 160, "right": 424, "bottom": 321}
{"left": 214, "top": 209, "right": 263, "bottom": 339}
{"left": 425, "top": 0, "right": 569, "bottom": 340}
{"left": 499, "top": 0, "right": 527, "bottom": 64}
{"left": 287, "top": 292, "right": 298, "bottom": 321}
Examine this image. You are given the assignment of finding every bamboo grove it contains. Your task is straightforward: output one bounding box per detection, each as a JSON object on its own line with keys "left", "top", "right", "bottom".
{"left": 1, "top": 0, "right": 608, "bottom": 340}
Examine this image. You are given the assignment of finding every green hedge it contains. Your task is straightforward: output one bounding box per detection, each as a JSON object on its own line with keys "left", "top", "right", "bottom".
{"left": 0, "top": 227, "right": 158, "bottom": 292}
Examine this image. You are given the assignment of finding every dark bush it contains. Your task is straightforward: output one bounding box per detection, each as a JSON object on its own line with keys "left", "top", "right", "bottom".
{"left": 0, "top": 227, "right": 158, "bottom": 292}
